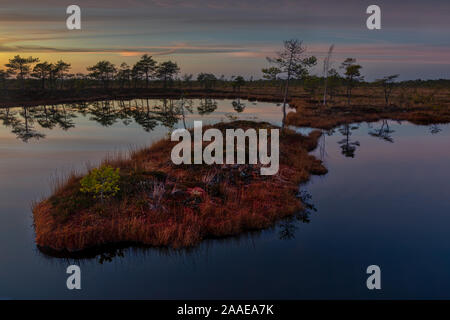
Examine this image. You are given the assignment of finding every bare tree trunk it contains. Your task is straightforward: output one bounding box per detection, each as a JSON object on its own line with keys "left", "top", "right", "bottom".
{"left": 385, "top": 87, "right": 388, "bottom": 106}
{"left": 347, "top": 86, "right": 351, "bottom": 106}
{"left": 323, "top": 78, "right": 328, "bottom": 105}
{"left": 323, "top": 45, "right": 334, "bottom": 106}
{"left": 281, "top": 77, "right": 290, "bottom": 130}
{"left": 281, "top": 53, "right": 294, "bottom": 131}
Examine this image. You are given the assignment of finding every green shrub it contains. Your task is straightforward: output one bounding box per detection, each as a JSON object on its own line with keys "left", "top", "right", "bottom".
{"left": 80, "top": 165, "right": 120, "bottom": 201}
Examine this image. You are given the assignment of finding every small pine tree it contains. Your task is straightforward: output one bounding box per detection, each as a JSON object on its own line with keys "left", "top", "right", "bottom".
{"left": 80, "top": 165, "right": 120, "bottom": 201}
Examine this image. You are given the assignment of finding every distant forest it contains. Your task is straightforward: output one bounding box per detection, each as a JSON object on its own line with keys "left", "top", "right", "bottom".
{"left": 1, "top": 54, "right": 449, "bottom": 93}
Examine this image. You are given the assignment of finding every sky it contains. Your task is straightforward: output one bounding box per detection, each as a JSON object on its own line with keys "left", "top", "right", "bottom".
{"left": 0, "top": 0, "right": 449, "bottom": 80}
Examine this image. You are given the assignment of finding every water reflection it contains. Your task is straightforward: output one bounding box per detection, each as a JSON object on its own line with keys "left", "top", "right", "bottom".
{"left": 2, "top": 101, "right": 447, "bottom": 263}
{"left": 0, "top": 98, "right": 231, "bottom": 142}
{"left": 337, "top": 124, "right": 360, "bottom": 158}
{"left": 176, "top": 97, "right": 194, "bottom": 129}
{"left": 0, "top": 107, "right": 46, "bottom": 142}
{"left": 37, "top": 228, "right": 272, "bottom": 264}
{"left": 277, "top": 190, "right": 317, "bottom": 241}
{"left": 429, "top": 124, "right": 442, "bottom": 135}
{"left": 318, "top": 129, "right": 335, "bottom": 161}
{"left": 369, "top": 119, "right": 395, "bottom": 143}
{"left": 311, "top": 121, "right": 448, "bottom": 162}
{"left": 197, "top": 98, "right": 218, "bottom": 115}
{"left": 1, "top": 114, "right": 448, "bottom": 298}
{"left": 98, "top": 248, "right": 125, "bottom": 264}
{"left": 88, "top": 101, "right": 120, "bottom": 127}
{"left": 232, "top": 98, "right": 246, "bottom": 113}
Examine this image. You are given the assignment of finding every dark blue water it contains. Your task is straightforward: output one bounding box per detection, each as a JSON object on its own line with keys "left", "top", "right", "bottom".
{"left": 0, "top": 100, "right": 449, "bottom": 299}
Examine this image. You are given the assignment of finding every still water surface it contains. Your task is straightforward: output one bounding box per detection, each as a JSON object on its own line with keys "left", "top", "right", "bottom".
{"left": 0, "top": 99, "right": 449, "bottom": 299}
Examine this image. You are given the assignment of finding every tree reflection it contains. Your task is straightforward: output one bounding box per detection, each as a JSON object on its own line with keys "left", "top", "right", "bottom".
{"left": 72, "top": 102, "right": 90, "bottom": 116}
{"left": 278, "top": 190, "right": 317, "bottom": 240}
{"left": 11, "top": 107, "right": 46, "bottom": 142}
{"left": 369, "top": 120, "right": 395, "bottom": 143}
{"left": 429, "top": 124, "right": 442, "bottom": 135}
{"left": 88, "top": 101, "right": 119, "bottom": 127}
{"left": 34, "top": 105, "right": 59, "bottom": 129}
{"left": 153, "top": 99, "right": 181, "bottom": 131}
{"left": 116, "top": 100, "right": 133, "bottom": 126}
{"left": 0, "top": 107, "right": 20, "bottom": 128}
{"left": 337, "top": 124, "right": 360, "bottom": 158}
{"left": 176, "top": 97, "right": 194, "bottom": 129}
{"left": 130, "top": 99, "right": 159, "bottom": 132}
{"left": 232, "top": 98, "right": 246, "bottom": 113}
{"left": 97, "top": 248, "right": 125, "bottom": 264}
{"left": 0, "top": 98, "right": 243, "bottom": 143}
{"left": 318, "top": 129, "right": 335, "bottom": 161}
{"left": 197, "top": 98, "right": 218, "bottom": 115}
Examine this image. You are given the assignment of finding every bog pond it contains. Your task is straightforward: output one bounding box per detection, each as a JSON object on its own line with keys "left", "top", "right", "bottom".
{"left": 0, "top": 98, "right": 449, "bottom": 299}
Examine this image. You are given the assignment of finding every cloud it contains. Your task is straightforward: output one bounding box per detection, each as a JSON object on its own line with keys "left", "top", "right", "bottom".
{"left": 0, "top": 42, "right": 246, "bottom": 55}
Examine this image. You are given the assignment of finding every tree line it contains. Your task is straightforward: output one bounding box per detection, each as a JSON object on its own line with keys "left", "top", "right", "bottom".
{"left": 1, "top": 41, "right": 448, "bottom": 110}
{"left": 0, "top": 54, "right": 251, "bottom": 93}
{"left": 0, "top": 54, "right": 182, "bottom": 91}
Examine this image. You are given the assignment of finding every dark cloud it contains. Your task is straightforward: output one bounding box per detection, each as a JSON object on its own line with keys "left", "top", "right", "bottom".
{"left": 1, "top": 0, "right": 449, "bottom": 29}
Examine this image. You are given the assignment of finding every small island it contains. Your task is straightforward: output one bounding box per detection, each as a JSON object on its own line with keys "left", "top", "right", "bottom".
{"left": 32, "top": 120, "right": 327, "bottom": 254}
{"left": 286, "top": 98, "right": 450, "bottom": 130}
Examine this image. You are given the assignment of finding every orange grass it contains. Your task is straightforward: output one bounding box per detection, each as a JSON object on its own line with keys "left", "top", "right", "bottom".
{"left": 32, "top": 121, "right": 327, "bottom": 254}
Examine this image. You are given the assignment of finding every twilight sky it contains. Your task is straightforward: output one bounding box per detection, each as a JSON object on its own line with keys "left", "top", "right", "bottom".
{"left": 0, "top": 0, "right": 449, "bottom": 80}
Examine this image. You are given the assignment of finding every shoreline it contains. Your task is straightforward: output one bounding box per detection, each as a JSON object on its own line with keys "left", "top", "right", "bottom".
{"left": 36, "top": 227, "right": 271, "bottom": 259}
{"left": 287, "top": 98, "right": 450, "bottom": 129}
{"left": 0, "top": 88, "right": 290, "bottom": 108}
